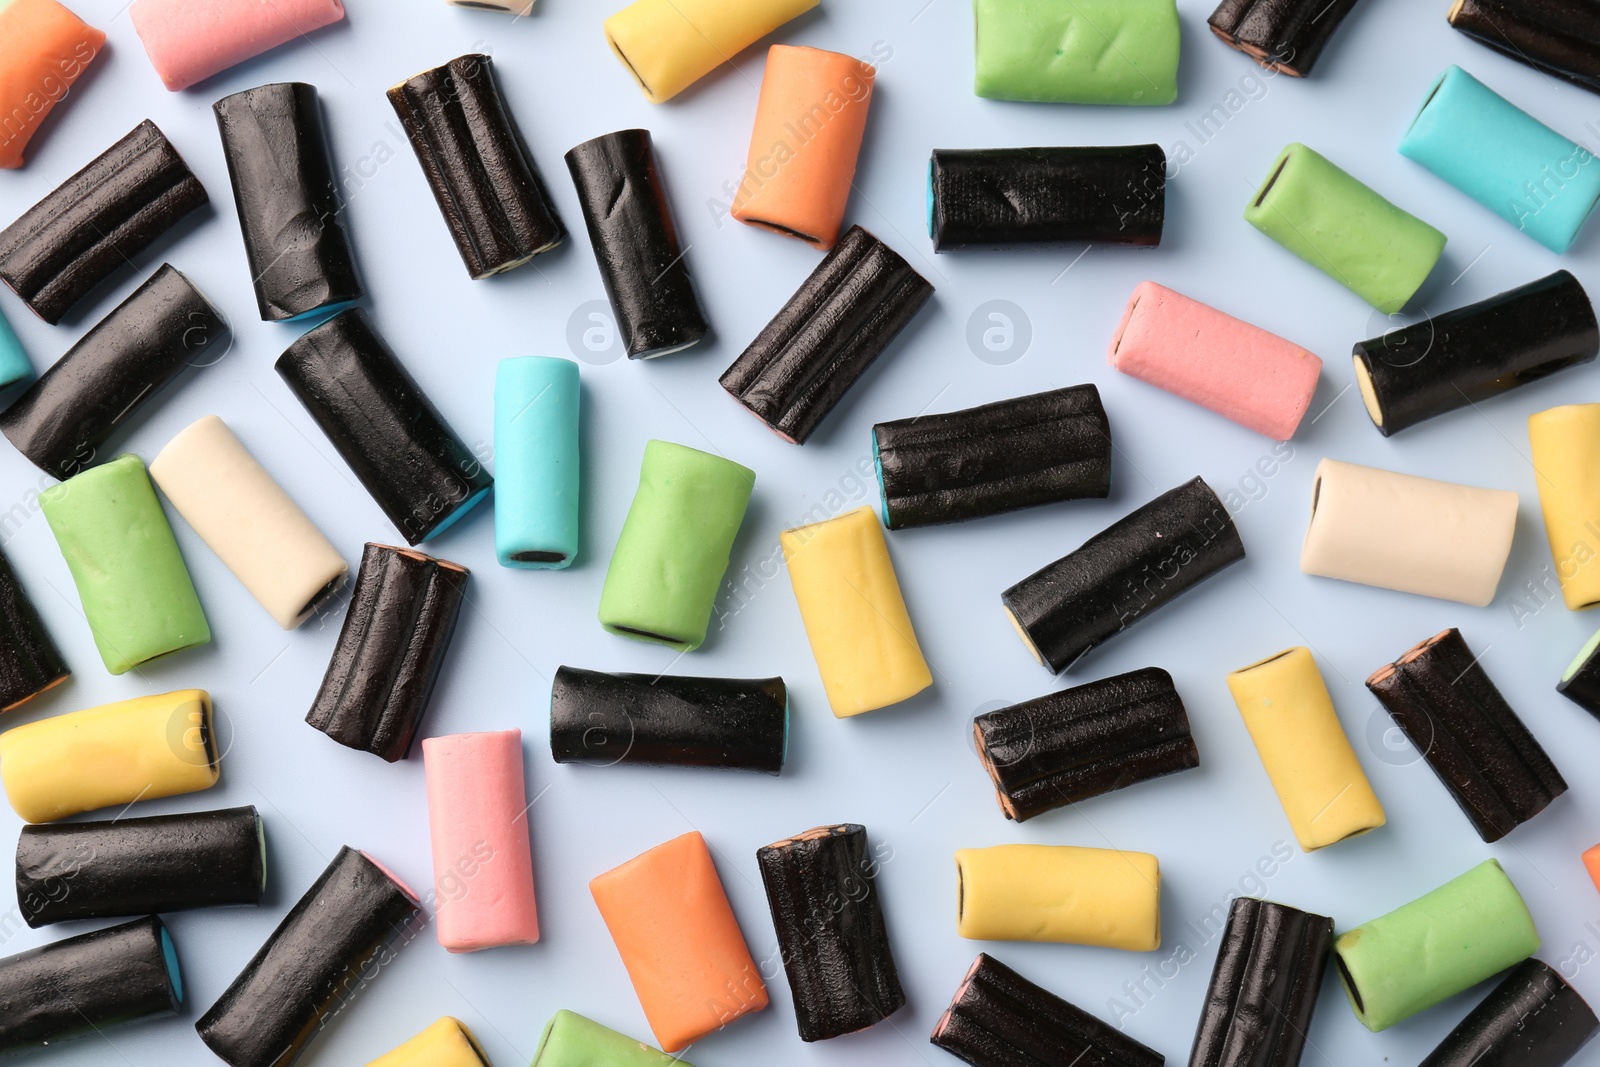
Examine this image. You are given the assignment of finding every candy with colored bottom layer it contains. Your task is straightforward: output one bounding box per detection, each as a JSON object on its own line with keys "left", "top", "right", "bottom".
{"left": 1558, "top": 627, "right": 1600, "bottom": 721}
{"left": 0, "top": 0, "right": 104, "bottom": 169}
{"left": 1448, "top": 0, "right": 1600, "bottom": 96}
{"left": 1207, "top": 0, "right": 1363, "bottom": 76}
{"left": 954, "top": 844, "right": 1159, "bottom": 950}
{"left": 602, "top": 0, "right": 818, "bottom": 103}
{"left": 532, "top": 1010, "right": 688, "bottom": 1067}
{"left": 1419, "top": 959, "right": 1598, "bottom": 1067}
{"left": 1530, "top": 402, "right": 1600, "bottom": 610}
{"left": 129, "top": 0, "right": 344, "bottom": 90}
{"left": 973, "top": 0, "right": 1180, "bottom": 104}
{"left": 0, "top": 545, "right": 67, "bottom": 711}
{"left": 366, "top": 1017, "right": 491, "bottom": 1067}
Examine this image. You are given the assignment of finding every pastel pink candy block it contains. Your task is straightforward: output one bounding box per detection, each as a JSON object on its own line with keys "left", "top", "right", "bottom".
{"left": 128, "top": 0, "right": 345, "bottom": 91}
{"left": 1108, "top": 281, "right": 1322, "bottom": 441}
{"left": 421, "top": 729, "right": 540, "bottom": 952}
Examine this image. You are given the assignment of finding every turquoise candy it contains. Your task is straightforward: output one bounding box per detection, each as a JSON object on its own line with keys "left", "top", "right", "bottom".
{"left": 0, "top": 307, "right": 32, "bottom": 391}
{"left": 493, "top": 357, "right": 580, "bottom": 569}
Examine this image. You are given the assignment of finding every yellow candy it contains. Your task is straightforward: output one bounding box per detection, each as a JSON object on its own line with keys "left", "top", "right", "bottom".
{"left": 1529, "top": 404, "right": 1600, "bottom": 610}
{"left": 954, "top": 844, "right": 1160, "bottom": 951}
{"left": 604, "top": 0, "right": 819, "bottom": 103}
{"left": 367, "top": 1018, "right": 489, "bottom": 1066}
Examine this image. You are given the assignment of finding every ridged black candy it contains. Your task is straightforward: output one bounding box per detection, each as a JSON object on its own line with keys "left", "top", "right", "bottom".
{"left": 17, "top": 806, "right": 265, "bottom": 927}
{"left": 1207, "top": 0, "right": 1364, "bottom": 76}
{"left": 0, "top": 263, "right": 228, "bottom": 479}
{"left": 929, "top": 146, "right": 1164, "bottom": 251}
{"left": 0, "top": 546, "right": 67, "bottom": 711}
{"left": 720, "top": 225, "right": 933, "bottom": 444}
{"left": 757, "top": 824, "right": 904, "bottom": 1042}
{"left": 550, "top": 666, "right": 787, "bottom": 774}
{"left": 1001, "top": 477, "right": 1245, "bottom": 673}
{"left": 1419, "top": 959, "right": 1598, "bottom": 1067}
{"left": 874, "top": 385, "right": 1112, "bottom": 529}
{"left": 214, "top": 83, "right": 362, "bottom": 322}
{"left": 564, "top": 129, "right": 708, "bottom": 359}
{"left": 1367, "top": 628, "right": 1567, "bottom": 842}
{"left": 1449, "top": 0, "right": 1600, "bottom": 95}
{"left": 1558, "top": 632, "right": 1600, "bottom": 722}
{"left": 0, "top": 120, "right": 207, "bottom": 324}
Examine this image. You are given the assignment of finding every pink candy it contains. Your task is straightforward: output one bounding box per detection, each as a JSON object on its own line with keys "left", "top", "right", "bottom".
{"left": 128, "top": 0, "right": 345, "bottom": 91}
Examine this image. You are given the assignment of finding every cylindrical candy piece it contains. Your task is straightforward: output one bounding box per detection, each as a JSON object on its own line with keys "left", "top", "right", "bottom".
{"left": 1002, "top": 477, "right": 1244, "bottom": 673}
{"left": 1558, "top": 627, "right": 1600, "bottom": 721}
{"left": 17, "top": 806, "right": 264, "bottom": 926}
{"left": 493, "top": 356, "right": 579, "bottom": 568}
{"left": 0, "top": 916, "right": 180, "bottom": 1054}
{"left": 1207, "top": 0, "right": 1363, "bottom": 76}
{"left": 720, "top": 225, "right": 934, "bottom": 444}
{"left": 214, "top": 83, "right": 361, "bottom": 321}
{"left": 1420, "top": 959, "right": 1598, "bottom": 1067}
{"left": 422, "top": 730, "right": 539, "bottom": 952}
{"left": 732, "top": 46, "right": 874, "bottom": 250}
{"left": 1531, "top": 403, "right": 1600, "bottom": 610}
{"left": 0, "top": 0, "right": 104, "bottom": 170}
{"left": 956, "top": 844, "right": 1159, "bottom": 950}
{"left": 974, "top": 667, "right": 1198, "bottom": 823}
{"left": 532, "top": 1010, "right": 685, "bottom": 1067}
{"left": 307, "top": 543, "right": 469, "bottom": 762}
{"left": 873, "top": 385, "right": 1112, "bottom": 529}
{"left": 0, "top": 689, "right": 217, "bottom": 823}
{"left": 603, "top": 0, "right": 819, "bottom": 103}
{"left": 128, "top": 0, "right": 345, "bottom": 91}
{"left": 0, "top": 546, "right": 68, "bottom": 711}
{"left": 40, "top": 454, "right": 211, "bottom": 674}
{"left": 388, "top": 54, "right": 564, "bottom": 279}
{"left": 781, "top": 506, "right": 932, "bottom": 716}
{"left": 589, "top": 831, "right": 767, "bottom": 1052}
{"left": 1245, "top": 142, "right": 1445, "bottom": 314}
{"left": 1448, "top": 0, "right": 1600, "bottom": 96}
{"left": 0, "top": 264, "right": 228, "bottom": 480}
{"left": 367, "top": 1018, "right": 491, "bottom": 1067}
{"left": 598, "top": 440, "right": 753, "bottom": 652}
{"left": 1225, "top": 647, "right": 1385, "bottom": 850}
{"left": 550, "top": 666, "right": 787, "bottom": 774}
{"left": 197, "top": 847, "right": 421, "bottom": 1067}
{"left": 277, "top": 308, "right": 493, "bottom": 544}
{"left": 930, "top": 146, "right": 1165, "bottom": 251}
{"left": 1299, "top": 458, "right": 1517, "bottom": 606}
{"left": 151, "top": 416, "right": 348, "bottom": 630}
{"left": 0, "top": 120, "right": 207, "bottom": 323}
{"left": 1109, "top": 280, "right": 1322, "bottom": 440}
{"left": 973, "top": 0, "right": 1180, "bottom": 104}
{"left": 565, "top": 130, "right": 708, "bottom": 358}
{"left": 1333, "top": 859, "right": 1539, "bottom": 1032}
{"left": 1367, "top": 628, "right": 1566, "bottom": 842}
{"left": 756, "top": 824, "right": 904, "bottom": 1041}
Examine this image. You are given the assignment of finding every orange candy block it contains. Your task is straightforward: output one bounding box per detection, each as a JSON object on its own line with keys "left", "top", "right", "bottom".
{"left": 1585, "top": 844, "right": 1600, "bottom": 892}
{"left": 0, "top": 0, "right": 104, "bottom": 169}
{"left": 590, "top": 831, "right": 767, "bottom": 1052}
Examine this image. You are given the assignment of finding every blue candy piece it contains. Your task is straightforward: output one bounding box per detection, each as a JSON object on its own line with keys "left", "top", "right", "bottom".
{"left": 493, "top": 356, "right": 580, "bottom": 569}
{"left": 0, "top": 307, "right": 33, "bottom": 392}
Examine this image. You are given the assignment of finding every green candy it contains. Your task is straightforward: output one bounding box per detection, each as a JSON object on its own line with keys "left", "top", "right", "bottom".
{"left": 531, "top": 1010, "right": 688, "bottom": 1067}
{"left": 598, "top": 440, "right": 754, "bottom": 653}
{"left": 1245, "top": 143, "right": 1447, "bottom": 314}
{"left": 40, "top": 454, "right": 210, "bottom": 675}
{"left": 973, "top": 0, "right": 1180, "bottom": 105}
{"left": 1333, "top": 859, "right": 1539, "bottom": 1032}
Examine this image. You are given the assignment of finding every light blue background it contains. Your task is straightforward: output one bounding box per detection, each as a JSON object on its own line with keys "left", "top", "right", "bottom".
{"left": 2, "top": 1, "right": 1600, "bottom": 1064}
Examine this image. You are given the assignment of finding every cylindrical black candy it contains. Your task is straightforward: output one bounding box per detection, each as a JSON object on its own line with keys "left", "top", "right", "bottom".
{"left": 0, "top": 120, "right": 208, "bottom": 324}
{"left": 757, "top": 824, "right": 904, "bottom": 1042}
{"left": 1189, "top": 897, "right": 1333, "bottom": 1067}
{"left": 388, "top": 53, "right": 565, "bottom": 279}
{"left": 0, "top": 545, "right": 67, "bottom": 712}
{"left": 1419, "top": 958, "right": 1598, "bottom": 1067}
{"left": 720, "top": 225, "right": 934, "bottom": 445}
{"left": 0, "top": 915, "right": 181, "bottom": 1055}
{"left": 550, "top": 666, "right": 787, "bottom": 774}
{"left": 929, "top": 146, "right": 1164, "bottom": 251}
{"left": 307, "top": 543, "right": 469, "bottom": 762}
{"left": 1001, "top": 476, "right": 1245, "bottom": 673}
{"left": 1449, "top": 0, "right": 1600, "bottom": 96}
{"left": 564, "top": 129, "right": 709, "bottom": 359}
{"left": 0, "top": 263, "right": 228, "bottom": 479}
{"left": 873, "top": 385, "right": 1112, "bottom": 529}
{"left": 1352, "top": 271, "right": 1598, "bottom": 436}
{"left": 213, "top": 82, "right": 362, "bottom": 322}
{"left": 1207, "top": 0, "right": 1364, "bottom": 76}
{"left": 1558, "top": 631, "right": 1600, "bottom": 722}
{"left": 17, "top": 806, "right": 265, "bottom": 928}
{"left": 1367, "top": 627, "right": 1567, "bottom": 842}
{"left": 276, "top": 308, "right": 493, "bottom": 545}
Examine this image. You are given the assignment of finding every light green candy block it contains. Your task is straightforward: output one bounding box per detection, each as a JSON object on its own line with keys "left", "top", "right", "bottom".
{"left": 531, "top": 1010, "right": 689, "bottom": 1067}
{"left": 973, "top": 0, "right": 1180, "bottom": 105}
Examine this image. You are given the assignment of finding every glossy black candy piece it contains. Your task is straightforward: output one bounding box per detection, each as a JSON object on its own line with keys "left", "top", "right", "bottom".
{"left": 1207, "top": 0, "right": 1364, "bottom": 76}
{"left": 550, "top": 666, "right": 787, "bottom": 774}
{"left": 1419, "top": 959, "right": 1598, "bottom": 1067}
{"left": 0, "top": 546, "right": 67, "bottom": 711}
{"left": 720, "top": 225, "right": 934, "bottom": 444}
{"left": 1449, "top": 0, "right": 1600, "bottom": 96}
{"left": 0, "top": 120, "right": 207, "bottom": 324}
{"left": 1558, "top": 633, "right": 1600, "bottom": 721}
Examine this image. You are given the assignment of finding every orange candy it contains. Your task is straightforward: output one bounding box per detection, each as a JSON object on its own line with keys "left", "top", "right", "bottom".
{"left": 1585, "top": 844, "right": 1600, "bottom": 891}
{"left": 0, "top": 0, "right": 104, "bottom": 169}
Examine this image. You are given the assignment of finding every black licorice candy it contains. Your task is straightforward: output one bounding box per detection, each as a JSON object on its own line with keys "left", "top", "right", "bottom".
{"left": 0, "top": 120, "right": 207, "bottom": 325}
{"left": 214, "top": 82, "right": 362, "bottom": 322}
{"left": 564, "top": 129, "right": 708, "bottom": 360}
{"left": 307, "top": 543, "right": 469, "bottom": 762}
{"left": 1558, "top": 629, "right": 1600, "bottom": 722}
{"left": 0, "top": 545, "right": 68, "bottom": 712}
{"left": 931, "top": 952, "right": 1162, "bottom": 1067}
{"left": 388, "top": 53, "right": 565, "bottom": 279}
{"left": 0, "top": 915, "right": 182, "bottom": 1055}
{"left": 1419, "top": 958, "right": 1598, "bottom": 1067}
{"left": 17, "top": 806, "right": 265, "bottom": 927}
{"left": 1189, "top": 897, "right": 1333, "bottom": 1067}
{"left": 929, "top": 146, "right": 1164, "bottom": 251}
{"left": 1449, "top": 0, "right": 1600, "bottom": 96}
{"left": 1001, "top": 477, "right": 1245, "bottom": 673}
{"left": 757, "top": 824, "right": 904, "bottom": 1041}
{"left": 276, "top": 308, "right": 492, "bottom": 545}
{"left": 196, "top": 847, "right": 420, "bottom": 1067}
{"left": 1367, "top": 628, "right": 1567, "bottom": 842}
{"left": 550, "top": 666, "right": 786, "bottom": 774}
{"left": 720, "top": 225, "right": 934, "bottom": 444}
{"left": 974, "top": 667, "right": 1197, "bottom": 823}
{"left": 1352, "top": 271, "right": 1598, "bottom": 437}
{"left": 1207, "top": 0, "right": 1363, "bottom": 76}
{"left": 0, "top": 263, "right": 228, "bottom": 479}
{"left": 873, "top": 385, "right": 1112, "bottom": 530}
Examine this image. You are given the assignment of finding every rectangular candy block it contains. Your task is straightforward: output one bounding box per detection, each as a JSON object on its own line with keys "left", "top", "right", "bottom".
{"left": 604, "top": 0, "right": 818, "bottom": 103}
{"left": 128, "top": 0, "right": 344, "bottom": 91}
{"left": 954, "top": 843, "right": 1160, "bottom": 950}
{"left": 0, "top": 0, "right": 103, "bottom": 169}
{"left": 974, "top": 0, "right": 1180, "bottom": 104}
